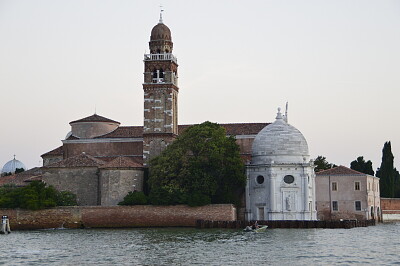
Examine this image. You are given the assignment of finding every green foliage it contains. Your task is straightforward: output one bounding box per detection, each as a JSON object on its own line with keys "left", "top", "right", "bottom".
{"left": 56, "top": 191, "right": 78, "bottom": 206}
{"left": 148, "top": 121, "right": 246, "bottom": 206}
{"left": 376, "top": 142, "right": 400, "bottom": 198}
{"left": 314, "top": 156, "right": 337, "bottom": 172}
{"left": 118, "top": 191, "right": 148, "bottom": 205}
{"left": 0, "top": 181, "right": 77, "bottom": 210}
{"left": 350, "top": 156, "right": 374, "bottom": 175}
{"left": 15, "top": 168, "right": 25, "bottom": 174}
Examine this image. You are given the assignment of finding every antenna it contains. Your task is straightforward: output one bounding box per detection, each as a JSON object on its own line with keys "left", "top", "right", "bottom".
{"left": 159, "top": 5, "right": 164, "bottom": 23}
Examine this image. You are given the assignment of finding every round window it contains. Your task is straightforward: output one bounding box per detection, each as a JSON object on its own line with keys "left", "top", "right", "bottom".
{"left": 256, "top": 175, "right": 264, "bottom": 184}
{"left": 284, "top": 175, "right": 294, "bottom": 184}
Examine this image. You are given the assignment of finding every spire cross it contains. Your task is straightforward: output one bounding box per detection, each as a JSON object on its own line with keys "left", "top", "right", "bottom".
{"left": 159, "top": 5, "right": 164, "bottom": 23}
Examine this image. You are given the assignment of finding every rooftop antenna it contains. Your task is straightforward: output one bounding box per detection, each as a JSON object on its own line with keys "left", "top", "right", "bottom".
{"left": 284, "top": 102, "right": 288, "bottom": 123}
{"left": 159, "top": 5, "right": 164, "bottom": 23}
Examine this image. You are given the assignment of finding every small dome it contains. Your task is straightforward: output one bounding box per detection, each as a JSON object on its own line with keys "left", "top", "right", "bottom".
{"left": 1, "top": 157, "right": 26, "bottom": 175}
{"left": 150, "top": 22, "right": 172, "bottom": 41}
{"left": 252, "top": 109, "right": 309, "bottom": 164}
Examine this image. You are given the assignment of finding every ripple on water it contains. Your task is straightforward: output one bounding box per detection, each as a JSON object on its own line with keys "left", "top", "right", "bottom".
{"left": 0, "top": 223, "right": 399, "bottom": 265}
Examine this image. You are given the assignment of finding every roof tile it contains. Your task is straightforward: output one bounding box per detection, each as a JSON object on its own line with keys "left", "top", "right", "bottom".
{"left": 69, "top": 114, "right": 120, "bottom": 125}
{"left": 316, "top": 165, "right": 366, "bottom": 176}
{"left": 45, "top": 153, "right": 105, "bottom": 168}
{"left": 100, "top": 156, "right": 143, "bottom": 169}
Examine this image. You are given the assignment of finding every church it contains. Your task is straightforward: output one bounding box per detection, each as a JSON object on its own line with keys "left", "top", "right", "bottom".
{"left": 27, "top": 16, "right": 317, "bottom": 220}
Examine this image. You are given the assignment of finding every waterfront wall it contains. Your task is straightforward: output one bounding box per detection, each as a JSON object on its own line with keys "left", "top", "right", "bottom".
{"left": 381, "top": 198, "right": 400, "bottom": 222}
{"left": 0, "top": 204, "right": 236, "bottom": 230}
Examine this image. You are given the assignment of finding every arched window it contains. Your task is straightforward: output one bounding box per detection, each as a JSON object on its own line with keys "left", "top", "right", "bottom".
{"left": 159, "top": 68, "right": 164, "bottom": 79}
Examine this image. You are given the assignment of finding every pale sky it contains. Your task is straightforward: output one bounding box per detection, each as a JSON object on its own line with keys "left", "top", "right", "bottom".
{"left": 1, "top": 0, "right": 399, "bottom": 172}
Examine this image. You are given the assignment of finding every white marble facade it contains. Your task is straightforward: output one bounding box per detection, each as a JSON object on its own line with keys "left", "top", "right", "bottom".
{"left": 245, "top": 108, "right": 317, "bottom": 221}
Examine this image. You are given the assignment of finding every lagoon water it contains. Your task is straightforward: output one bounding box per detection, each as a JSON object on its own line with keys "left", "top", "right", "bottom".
{"left": 1, "top": 223, "right": 399, "bottom": 265}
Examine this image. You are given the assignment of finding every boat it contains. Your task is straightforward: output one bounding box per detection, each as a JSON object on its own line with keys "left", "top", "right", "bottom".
{"left": 243, "top": 225, "right": 268, "bottom": 232}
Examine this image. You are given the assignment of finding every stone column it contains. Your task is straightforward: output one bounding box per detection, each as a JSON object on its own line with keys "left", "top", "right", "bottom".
{"left": 270, "top": 174, "right": 276, "bottom": 212}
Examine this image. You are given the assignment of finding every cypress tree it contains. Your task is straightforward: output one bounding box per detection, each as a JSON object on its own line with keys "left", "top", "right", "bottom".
{"left": 376, "top": 142, "right": 396, "bottom": 197}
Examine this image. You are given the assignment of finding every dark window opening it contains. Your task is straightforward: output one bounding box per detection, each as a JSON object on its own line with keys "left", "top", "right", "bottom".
{"left": 256, "top": 175, "right": 264, "bottom": 185}
{"left": 284, "top": 175, "right": 294, "bottom": 184}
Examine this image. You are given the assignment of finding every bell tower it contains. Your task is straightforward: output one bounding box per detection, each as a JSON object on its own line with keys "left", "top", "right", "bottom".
{"left": 143, "top": 15, "right": 179, "bottom": 165}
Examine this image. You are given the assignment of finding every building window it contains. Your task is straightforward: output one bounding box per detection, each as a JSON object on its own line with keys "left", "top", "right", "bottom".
{"left": 256, "top": 175, "right": 264, "bottom": 185}
{"left": 355, "top": 181, "right": 360, "bottom": 191}
{"left": 284, "top": 175, "right": 294, "bottom": 184}
{"left": 355, "top": 201, "right": 361, "bottom": 211}
{"left": 332, "top": 201, "right": 338, "bottom": 211}
{"left": 332, "top": 182, "right": 337, "bottom": 191}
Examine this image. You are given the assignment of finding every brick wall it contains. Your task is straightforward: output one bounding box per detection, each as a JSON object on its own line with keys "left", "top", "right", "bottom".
{"left": 380, "top": 198, "right": 400, "bottom": 222}
{"left": 0, "top": 204, "right": 236, "bottom": 230}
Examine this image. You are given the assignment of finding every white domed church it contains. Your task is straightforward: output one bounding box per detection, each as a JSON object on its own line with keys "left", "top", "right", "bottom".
{"left": 245, "top": 107, "right": 317, "bottom": 221}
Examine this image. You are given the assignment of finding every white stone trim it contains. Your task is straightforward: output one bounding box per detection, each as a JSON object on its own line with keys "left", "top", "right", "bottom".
{"left": 234, "top": 135, "right": 257, "bottom": 139}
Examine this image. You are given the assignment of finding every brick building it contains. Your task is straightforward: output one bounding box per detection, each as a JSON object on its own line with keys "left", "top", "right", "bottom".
{"left": 37, "top": 17, "right": 268, "bottom": 206}
{"left": 315, "top": 166, "right": 381, "bottom": 221}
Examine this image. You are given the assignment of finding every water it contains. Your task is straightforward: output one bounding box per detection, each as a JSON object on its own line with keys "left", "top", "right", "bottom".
{"left": 1, "top": 223, "right": 399, "bottom": 265}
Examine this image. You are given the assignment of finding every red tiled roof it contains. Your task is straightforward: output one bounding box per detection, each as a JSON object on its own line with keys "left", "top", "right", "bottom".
{"left": 41, "top": 146, "right": 63, "bottom": 157}
{"left": 69, "top": 114, "right": 120, "bottom": 125}
{"left": 99, "top": 156, "right": 143, "bottom": 169}
{"left": 0, "top": 167, "right": 43, "bottom": 187}
{"left": 94, "top": 123, "right": 267, "bottom": 139}
{"left": 316, "top": 166, "right": 366, "bottom": 176}
{"left": 179, "top": 123, "right": 268, "bottom": 136}
{"left": 45, "top": 153, "right": 105, "bottom": 168}
{"left": 95, "top": 126, "right": 143, "bottom": 138}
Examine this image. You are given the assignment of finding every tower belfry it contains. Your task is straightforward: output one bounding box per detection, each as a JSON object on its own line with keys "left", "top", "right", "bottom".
{"left": 142, "top": 16, "right": 179, "bottom": 164}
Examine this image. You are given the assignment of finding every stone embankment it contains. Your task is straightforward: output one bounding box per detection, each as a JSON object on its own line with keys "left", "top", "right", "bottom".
{"left": 0, "top": 205, "right": 236, "bottom": 230}
{"left": 196, "top": 219, "right": 376, "bottom": 229}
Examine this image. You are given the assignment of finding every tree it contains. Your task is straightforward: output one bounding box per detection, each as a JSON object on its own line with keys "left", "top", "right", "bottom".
{"left": 350, "top": 156, "right": 374, "bottom": 175}
{"left": 118, "top": 191, "right": 148, "bottom": 205}
{"left": 148, "top": 121, "right": 246, "bottom": 206}
{"left": 0, "top": 181, "right": 77, "bottom": 210}
{"left": 376, "top": 141, "right": 399, "bottom": 198}
{"left": 314, "top": 156, "right": 337, "bottom": 172}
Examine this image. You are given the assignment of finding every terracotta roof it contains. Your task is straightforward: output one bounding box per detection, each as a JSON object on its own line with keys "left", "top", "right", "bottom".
{"left": 220, "top": 123, "right": 269, "bottom": 135}
{"left": 41, "top": 146, "right": 63, "bottom": 157}
{"left": 69, "top": 114, "right": 120, "bottom": 125}
{"left": 178, "top": 123, "right": 269, "bottom": 136}
{"left": 0, "top": 167, "right": 43, "bottom": 187}
{"left": 95, "top": 126, "right": 143, "bottom": 138}
{"left": 100, "top": 156, "right": 143, "bottom": 169}
{"left": 45, "top": 153, "right": 105, "bottom": 168}
{"left": 65, "top": 123, "right": 268, "bottom": 139}
{"left": 316, "top": 166, "right": 366, "bottom": 176}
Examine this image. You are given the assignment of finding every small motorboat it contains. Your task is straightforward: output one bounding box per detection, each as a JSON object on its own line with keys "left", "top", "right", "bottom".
{"left": 243, "top": 225, "right": 268, "bottom": 232}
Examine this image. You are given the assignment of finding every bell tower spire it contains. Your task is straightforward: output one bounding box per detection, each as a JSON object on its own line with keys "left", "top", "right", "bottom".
{"left": 142, "top": 16, "right": 179, "bottom": 165}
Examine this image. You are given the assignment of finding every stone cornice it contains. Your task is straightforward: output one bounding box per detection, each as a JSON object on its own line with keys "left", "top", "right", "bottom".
{"left": 62, "top": 138, "right": 143, "bottom": 144}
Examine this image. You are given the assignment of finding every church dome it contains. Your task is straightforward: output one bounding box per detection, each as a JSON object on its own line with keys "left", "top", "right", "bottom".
{"left": 251, "top": 108, "right": 309, "bottom": 164}
{"left": 1, "top": 157, "right": 26, "bottom": 175}
{"left": 150, "top": 22, "right": 172, "bottom": 41}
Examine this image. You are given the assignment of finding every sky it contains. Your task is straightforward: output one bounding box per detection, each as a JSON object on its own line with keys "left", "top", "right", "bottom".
{"left": 1, "top": 0, "right": 399, "bottom": 172}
